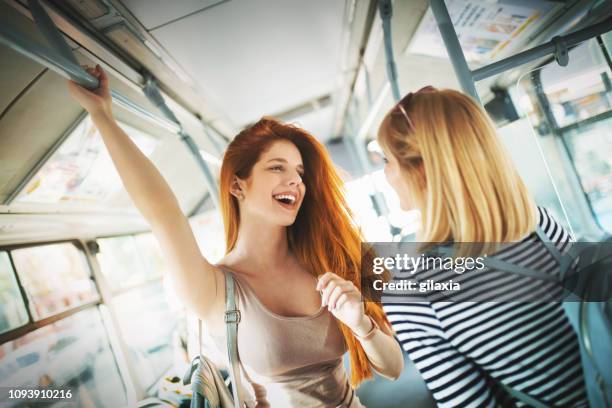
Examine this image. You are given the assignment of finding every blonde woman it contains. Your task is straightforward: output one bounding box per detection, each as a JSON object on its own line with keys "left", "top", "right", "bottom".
{"left": 377, "top": 87, "right": 588, "bottom": 407}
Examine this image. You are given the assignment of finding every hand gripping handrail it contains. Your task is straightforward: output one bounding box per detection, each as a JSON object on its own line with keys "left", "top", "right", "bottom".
{"left": 0, "top": 0, "right": 220, "bottom": 207}
{"left": 0, "top": 1, "right": 180, "bottom": 133}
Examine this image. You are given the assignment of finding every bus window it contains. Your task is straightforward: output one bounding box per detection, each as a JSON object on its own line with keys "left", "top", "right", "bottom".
{"left": 497, "top": 118, "right": 576, "bottom": 233}
{"left": 134, "top": 233, "right": 169, "bottom": 279}
{"left": 97, "top": 236, "right": 162, "bottom": 292}
{"left": 345, "top": 174, "right": 390, "bottom": 241}
{"left": 14, "top": 115, "right": 158, "bottom": 206}
{"left": 0, "top": 308, "right": 127, "bottom": 407}
{"left": 111, "top": 282, "right": 179, "bottom": 391}
{"left": 96, "top": 234, "right": 182, "bottom": 393}
{"left": 11, "top": 243, "right": 99, "bottom": 320}
{"left": 345, "top": 169, "right": 420, "bottom": 242}
{"left": 517, "top": 37, "right": 612, "bottom": 234}
{"left": 0, "top": 252, "right": 28, "bottom": 334}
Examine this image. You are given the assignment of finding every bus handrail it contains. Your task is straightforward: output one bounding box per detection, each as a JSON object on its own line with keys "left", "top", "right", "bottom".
{"left": 0, "top": 0, "right": 220, "bottom": 207}
{"left": 429, "top": 0, "right": 612, "bottom": 104}
{"left": 472, "top": 16, "right": 612, "bottom": 82}
{"left": 429, "top": 0, "right": 480, "bottom": 103}
{"left": 28, "top": 0, "right": 84, "bottom": 82}
{"left": 378, "top": 0, "right": 401, "bottom": 102}
{"left": 0, "top": 4, "right": 181, "bottom": 134}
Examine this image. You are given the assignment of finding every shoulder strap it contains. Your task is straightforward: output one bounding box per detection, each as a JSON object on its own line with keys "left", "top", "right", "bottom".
{"left": 224, "top": 272, "right": 243, "bottom": 408}
{"left": 482, "top": 255, "right": 559, "bottom": 282}
{"left": 480, "top": 226, "right": 575, "bottom": 283}
{"left": 535, "top": 225, "right": 576, "bottom": 281}
{"left": 534, "top": 226, "right": 563, "bottom": 261}
{"left": 196, "top": 272, "right": 242, "bottom": 408}
{"left": 435, "top": 243, "right": 558, "bottom": 282}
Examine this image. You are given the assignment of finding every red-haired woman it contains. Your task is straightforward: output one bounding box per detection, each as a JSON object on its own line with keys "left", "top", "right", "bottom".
{"left": 68, "top": 65, "right": 403, "bottom": 407}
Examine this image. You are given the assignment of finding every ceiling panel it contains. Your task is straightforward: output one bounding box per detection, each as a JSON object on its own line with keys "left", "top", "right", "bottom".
{"left": 0, "top": 1, "right": 50, "bottom": 115}
{"left": 288, "top": 105, "right": 335, "bottom": 144}
{"left": 149, "top": 0, "right": 346, "bottom": 128}
{"left": 120, "top": 0, "right": 226, "bottom": 30}
{"left": 0, "top": 45, "right": 46, "bottom": 117}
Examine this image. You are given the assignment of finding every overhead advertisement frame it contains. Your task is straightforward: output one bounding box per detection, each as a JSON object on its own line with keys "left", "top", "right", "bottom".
{"left": 428, "top": 0, "right": 612, "bottom": 104}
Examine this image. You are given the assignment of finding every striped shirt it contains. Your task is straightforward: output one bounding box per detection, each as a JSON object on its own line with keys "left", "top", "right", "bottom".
{"left": 383, "top": 207, "right": 588, "bottom": 407}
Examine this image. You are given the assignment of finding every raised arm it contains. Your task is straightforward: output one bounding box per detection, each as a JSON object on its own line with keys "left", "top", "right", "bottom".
{"left": 68, "top": 65, "right": 223, "bottom": 319}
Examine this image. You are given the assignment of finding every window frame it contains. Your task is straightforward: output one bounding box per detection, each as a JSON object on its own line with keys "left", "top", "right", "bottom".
{"left": 89, "top": 230, "right": 186, "bottom": 397}
{"left": 529, "top": 36, "right": 612, "bottom": 235}
{"left": 0, "top": 238, "right": 135, "bottom": 405}
{"left": 0, "top": 239, "right": 103, "bottom": 344}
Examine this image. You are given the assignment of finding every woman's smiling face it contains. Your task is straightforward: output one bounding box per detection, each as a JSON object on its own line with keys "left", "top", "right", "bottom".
{"left": 234, "top": 139, "right": 307, "bottom": 226}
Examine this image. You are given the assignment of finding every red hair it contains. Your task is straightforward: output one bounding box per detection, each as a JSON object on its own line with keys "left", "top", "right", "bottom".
{"left": 219, "top": 117, "right": 389, "bottom": 386}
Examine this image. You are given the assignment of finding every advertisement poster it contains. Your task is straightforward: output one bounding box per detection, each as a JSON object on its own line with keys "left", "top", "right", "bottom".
{"left": 408, "top": 0, "right": 558, "bottom": 62}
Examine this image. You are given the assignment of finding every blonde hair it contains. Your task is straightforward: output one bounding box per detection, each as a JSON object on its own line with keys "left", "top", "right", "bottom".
{"left": 378, "top": 88, "right": 536, "bottom": 251}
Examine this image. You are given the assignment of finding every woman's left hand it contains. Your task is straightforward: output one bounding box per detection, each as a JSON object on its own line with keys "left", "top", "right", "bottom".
{"left": 317, "top": 272, "right": 373, "bottom": 336}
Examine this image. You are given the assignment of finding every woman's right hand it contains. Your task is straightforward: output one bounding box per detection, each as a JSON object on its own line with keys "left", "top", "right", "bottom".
{"left": 68, "top": 64, "right": 112, "bottom": 118}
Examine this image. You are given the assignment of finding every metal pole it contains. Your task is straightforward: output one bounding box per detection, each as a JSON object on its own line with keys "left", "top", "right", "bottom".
{"left": 429, "top": 0, "right": 481, "bottom": 104}
{"left": 111, "top": 91, "right": 180, "bottom": 134}
{"left": 143, "top": 78, "right": 220, "bottom": 208}
{"left": 28, "top": 0, "right": 79, "bottom": 68}
{"left": 0, "top": 19, "right": 98, "bottom": 89}
{"left": 378, "top": 0, "right": 401, "bottom": 102}
{"left": 178, "top": 133, "right": 220, "bottom": 209}
{"left": 472, "top": 16, "right": 612, "bottom": 81}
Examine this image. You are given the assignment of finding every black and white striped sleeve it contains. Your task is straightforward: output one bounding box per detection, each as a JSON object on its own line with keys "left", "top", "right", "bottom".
{"left": 384, "top": 302, "right": 499, "bottom": 408}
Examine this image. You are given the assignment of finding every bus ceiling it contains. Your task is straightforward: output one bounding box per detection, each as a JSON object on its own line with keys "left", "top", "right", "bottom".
{"left": 3, "top": 1, "right": 612, "bottom": 132}
{"left": 1, "top": 0, "right": 612, "bottom": 243}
